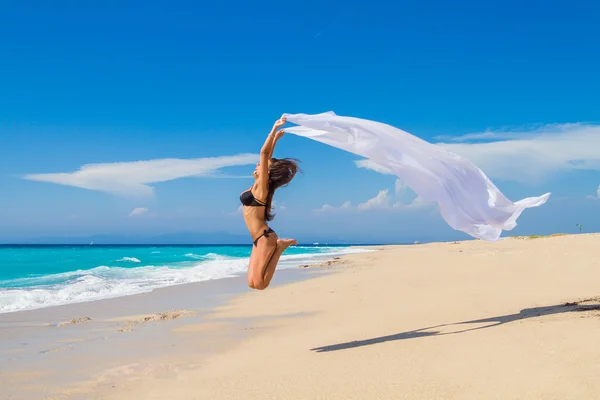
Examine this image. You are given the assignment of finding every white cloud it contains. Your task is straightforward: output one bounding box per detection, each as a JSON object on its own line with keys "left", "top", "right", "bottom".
{"left": 23, "top": 153, "right": 259, "bottom": 197}
{"left": 316, "top": 186, "right": 429, "bottom": 213}
{"left": 589, "top": 184, "right": 600, "bottom": 200}
{"left": 434, "top": 123, "right": 585, "bottom": 142}
{"left": 315, "top": 201, "right": 351, "bottom": 212}
{"left": 129, "top": 207, "right": 148, "bottom": 217}
{"left": 316, "top": 204, "right": 335, "bottom": 212}
{"left": 354, "top": 123, "right": 600, "bottom": 183}
{"left": 357, "top": 189, "right": 391, "bottom": 210}
{"left": 437, "top": 123, "right": 600, "bottom": 182}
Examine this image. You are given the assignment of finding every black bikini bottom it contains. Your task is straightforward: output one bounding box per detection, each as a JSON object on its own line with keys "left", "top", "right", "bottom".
{"left": 253, "top": 228, "right": 275, "bottom": 247}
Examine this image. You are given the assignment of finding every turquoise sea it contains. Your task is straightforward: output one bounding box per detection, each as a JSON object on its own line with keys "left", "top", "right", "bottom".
{"left": 0, "top": 245, "right": 368, "bottom": 314}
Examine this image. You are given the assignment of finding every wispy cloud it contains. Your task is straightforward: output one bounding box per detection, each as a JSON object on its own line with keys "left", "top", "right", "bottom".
{"left": 354, "top": 159, "right": 394, "bottom": 175}
{"left": 128, "top": 207, "right": 148, "bottom": 217}
{"left": 314, "top": 18, "right": 338, "bottom": 39}
{"left": 438, "top": 123, "right": 600, "bottom": 182}
{"left": 23, "top": 153, "right": 259, "bottom": 197}
{"left": 433, "top": 123, "right": 587, "bottom": 142}
{"left": 356, "top": 123, "right": 600, "bottom": 183}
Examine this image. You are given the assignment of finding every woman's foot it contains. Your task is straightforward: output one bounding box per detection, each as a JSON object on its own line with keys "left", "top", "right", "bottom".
{"left": 277, "top": 238, "right": 297, "bottom": 251}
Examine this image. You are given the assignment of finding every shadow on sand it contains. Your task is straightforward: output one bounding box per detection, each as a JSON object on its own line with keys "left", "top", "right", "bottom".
{"left": 311, "top": 297, "right": 600, "bottom": 353}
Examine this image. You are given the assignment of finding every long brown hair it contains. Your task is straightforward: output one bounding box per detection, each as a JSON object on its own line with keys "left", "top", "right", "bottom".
{"left": 264, "top": 157, "right": 300, "bottom": 221}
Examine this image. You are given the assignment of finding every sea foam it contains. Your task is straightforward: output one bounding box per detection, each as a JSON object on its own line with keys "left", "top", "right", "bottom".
{"left": 117, "top": 257, "right": 141, "bottom": 263}
{"left": 0, "top": 247, "right": 371, "bottom": 314}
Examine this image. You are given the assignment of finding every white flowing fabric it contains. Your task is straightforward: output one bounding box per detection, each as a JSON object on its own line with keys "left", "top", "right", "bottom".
{"left": 282, "top": 111, "right": 551, "bottom": 241}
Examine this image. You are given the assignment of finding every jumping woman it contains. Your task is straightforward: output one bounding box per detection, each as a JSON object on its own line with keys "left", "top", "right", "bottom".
{"left": 240, "top": 116, "right": 300, "bottom": 290}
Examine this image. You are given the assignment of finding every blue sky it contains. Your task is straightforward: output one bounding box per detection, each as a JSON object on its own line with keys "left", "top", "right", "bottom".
{"left": 1, "top": 0, "right": 599, "bottom": 243}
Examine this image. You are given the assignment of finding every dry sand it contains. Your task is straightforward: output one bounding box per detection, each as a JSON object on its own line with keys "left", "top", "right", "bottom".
{"left": 6, "top": 233, "right": 600, "bottom": 399}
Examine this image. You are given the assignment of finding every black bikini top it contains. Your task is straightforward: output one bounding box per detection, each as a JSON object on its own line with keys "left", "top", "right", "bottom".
{"left": 240, "top": 189, "right": 267, "bottom": 207}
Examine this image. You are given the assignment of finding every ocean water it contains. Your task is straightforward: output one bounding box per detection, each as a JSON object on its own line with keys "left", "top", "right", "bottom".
{"left": 0, "top": 245, "right": 369, "bottom": 314}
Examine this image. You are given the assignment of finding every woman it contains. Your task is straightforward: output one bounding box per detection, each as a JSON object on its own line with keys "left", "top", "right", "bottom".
{"left": 240, "top": 116, "right": 300, "bottom": 290}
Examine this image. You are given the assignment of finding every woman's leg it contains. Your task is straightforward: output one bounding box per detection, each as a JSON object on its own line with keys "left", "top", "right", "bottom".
{"left": 247, "top": 232, "right": 297, "bottom": 290}
{"left": 259, "top": 238, "right": 297, "bottom": 289}
{"left": 247, "top": 232, "right": 278, "bottom": 289}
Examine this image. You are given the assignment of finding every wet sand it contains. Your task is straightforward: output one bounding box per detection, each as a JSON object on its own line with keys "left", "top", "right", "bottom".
{"left": 0, "top": 267, "right": 321, "bottom": 400}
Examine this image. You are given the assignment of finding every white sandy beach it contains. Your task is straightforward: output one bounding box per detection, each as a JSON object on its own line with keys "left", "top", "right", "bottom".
{"left": 2, "top": 233, "right": 600, "bottom": 400}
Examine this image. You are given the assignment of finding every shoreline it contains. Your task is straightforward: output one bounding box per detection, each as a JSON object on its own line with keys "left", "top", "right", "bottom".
{"left": 0, "top": 245, "right": 374, "bottom": 316}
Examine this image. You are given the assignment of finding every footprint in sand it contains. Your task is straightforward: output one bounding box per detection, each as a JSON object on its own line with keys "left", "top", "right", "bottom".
{"left": 116, "top": 310, "right": 196, "bottom": 333}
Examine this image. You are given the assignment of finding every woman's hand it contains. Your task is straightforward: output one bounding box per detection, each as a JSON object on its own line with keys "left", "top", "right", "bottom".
{"left": 272, "top": 116, "right": 286, "bottom": 131}
{"left": 274, "top": 129, "right": 285, "bottom": 141}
